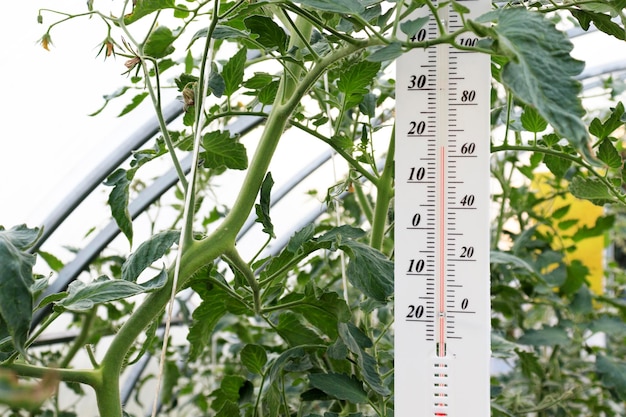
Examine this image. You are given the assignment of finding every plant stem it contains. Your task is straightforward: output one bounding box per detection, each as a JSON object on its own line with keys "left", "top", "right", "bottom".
{"left": 370, "top": 127, "right": 395, "bottom": 251}
{"left": 223, "top": 246, "right": 261, "bottom": 314}
{"left": 59, "top": 310, "right": 95, "bottom": 368}
{"left": 6, "top": 362, "right": 101, "bottom": 387}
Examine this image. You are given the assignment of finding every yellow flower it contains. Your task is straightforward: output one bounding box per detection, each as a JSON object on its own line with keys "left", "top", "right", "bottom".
{"left": 40, "top": 33, "right": 52, "bottom": 51}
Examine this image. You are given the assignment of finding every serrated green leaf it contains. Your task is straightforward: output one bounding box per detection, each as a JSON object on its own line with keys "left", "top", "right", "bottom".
{"left": 597, "top": 355, "right": 626, "bottom": 400}
{"left": 367, "top": 42, "right": 403, "bottom": 62}
{"left": 286, "top": 224, "right": 316, "bottom": 253}
{"left": 187, "top": 283, "right": 229, "bottom": 361}
{"left": 570, "top": 9, "right": 626, "bottom": 41}
{"left": 104, "top": 168, "right": 133, "bottom": 245}
{"left": 255, "top": 172, "right": 275, "bottom": 238}
{"left": 244, "top": 15, "right": 288, "bottom": 53}
{"left": 517, "top": 326, "right": 570, "bottom": 346}
{"left": 298, "top": 0, "right": 364, "bottom": 14}
{"left": 223, "top": 47, "right": 247, "bottom": 97}
{"left": 543, "top": 154, "right": 571, "bottom": 179}
{"left": 590, "top": 102, "right": 625, "bottom": 139}
{"left": 340, "top": 240, "right": 393, "bottom": 302}
{"left": 143, "top": 25, "right": 175, "bottom": 58}
{"left": 122, "top": 230, "right": 180, "bottom": 282}
{"left": 275, "top": 312, "right": 324, "bottom": 346}
{"left": 0, "top": 225, "right": 39, "bottom": 356}
{"left": 560, "top": 260, "right": 588, "bottom": 295}
{"left": 569, "top": 176, "right": 614, "bottom": 203}
{"left": 521, "top": 105, "right": 548, "bottom": 133}
{"left": 400, "top": 16, "right": 429, "bottom": 38}
{"left": 571, "top": 214, "right": 615, "bottom": 242}
{"left": 56, "top": 276, "right": 162, "bottom": 312}
{"left": 241, "top": 344, "right": 268, "bottom": 374}
{"left": 597, "top": 138, "right": 623, "bottom": 168}
{"left": 278, "top": 291, "right": 350, "bottom": 339}
{"left": 308, "top": 373, "right": 367, "bottom": 403}
{"left": 243, "top": 72, "right": 274, "bottom": 90}
{"left": 481, "top": 9, "right": 589, "bottom": 159}
{"left": 490, "top": 251, "right": 538, "bottom": 275}
{"left": 202, "top": 130, "right": 248, "bottom": 170}
{"left": 337, "top": 61, "right": 381, "bottom": 109}
{"left": 123, "top": 0, "right": 175, "bottom": 25}
{"left": 118, "top": 92, "right": 149, "bottom": 117}
{"left": 208, "top": 63, "right": 225, "bottom": 98}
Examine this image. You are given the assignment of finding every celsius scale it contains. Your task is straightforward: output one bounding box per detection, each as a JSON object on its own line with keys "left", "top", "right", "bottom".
{"left": 395, "top": 0, "right": 491, "bottom": 415}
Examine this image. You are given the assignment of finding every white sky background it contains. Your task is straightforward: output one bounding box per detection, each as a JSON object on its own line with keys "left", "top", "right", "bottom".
{"left": 1, "top": 2, "right": 626, "bottom": 230}
{"left": 0, "top": 2, "right": 154, "bottom": 228}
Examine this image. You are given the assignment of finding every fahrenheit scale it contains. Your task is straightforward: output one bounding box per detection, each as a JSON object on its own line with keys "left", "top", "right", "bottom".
{"left": 395, "top": 0, "right": 490, "bottom": 416}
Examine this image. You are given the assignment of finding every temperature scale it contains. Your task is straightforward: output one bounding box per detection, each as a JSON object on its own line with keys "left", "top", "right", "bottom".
{"left": 395, "top": 0, "right": 491, "bottom": 415}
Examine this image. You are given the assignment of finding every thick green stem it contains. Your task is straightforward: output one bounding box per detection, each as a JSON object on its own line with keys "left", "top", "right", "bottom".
{"left": 6, "top": 363, "right": 101, "bottom": 387}
{"left": 370, "top": 128, "right": 395, "bottom": 251}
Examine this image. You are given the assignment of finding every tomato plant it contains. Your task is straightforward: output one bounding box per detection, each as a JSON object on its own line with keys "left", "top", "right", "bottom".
{"left": 2, "top": 0, "right": 626, "bottom": 416}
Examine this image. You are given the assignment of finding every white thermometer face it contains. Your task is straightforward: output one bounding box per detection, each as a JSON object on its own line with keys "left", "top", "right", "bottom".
{"left": 395, "top": 1, "right": 491, "bottom": 415}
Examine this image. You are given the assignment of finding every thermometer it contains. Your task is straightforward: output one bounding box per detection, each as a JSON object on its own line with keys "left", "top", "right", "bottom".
{"left": 395, "top": 0, "right": 491, "bottom": 415}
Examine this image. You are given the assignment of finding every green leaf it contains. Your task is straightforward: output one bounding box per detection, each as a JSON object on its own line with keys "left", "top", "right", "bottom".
{"left": 223, "top": 47, "right": 247, "bottom": 97}
{"left": 208, "top": 63, "right": 226, "bottom": 98}
{"left": 340, "top": 240, "right": 393, "bottom": 302}
{"left": 278, "top": 291, "right": 350, "bottom": 339}
{"left": 143, "top": 25, "right": 175, "bottom": 58}
{"left": 480, "top": 9, "right": 589, "bottom": 159}
{"left": 337, "top": 323, "right": 389, "bottom": 395}
{"left": 517, "top": 326, "right": 570, "bottom": 346}
{"left": 517, "top": 350, "right": 545, "bottom": 379}
{"left": 241, "top": 344, "right": 268, "bottom": 375}
{"left": 551, "top": 204, "right": 570, "bottom": 220}
{"left": 104, "top": 168, "right": 134, "bottom": 245}
{"left": 589, "top": 316, "right": 626, "bottom": 335}
{"left": 297, "top": 0, "right": 364, "bottom": 14}
{"left": 560, "top": 260, "right": 588, "bottom": 295}
{"left": 571, "top": 214, "right": 615, "bottom": 242}
{"left": 123, "top": 0, "right": 176, "bottom": 25}
{"left": 337, "top": 61, "right": 381, "bottom": 109}
{"left": 37, "top": 251, "right": 63, "bottom": 272}
{"left": 597, "top": 355, "right": 626, "bottom": 400}
{"left": 597, "top": 138, "right": 623, "bottom": 168}
{"left": 490, "top": 251, "right": 537, "bottom": 274}
{"left": 187, "top": 278, "right": 229, "bottom": 360}
{"left": 308, "top": 373, "right": 367, "bottom": 404}
{"left": 258, "top": 81, "right": 279, "bottom": 104}
{"left": 89, "top": 86, "right": 130, "bottom": 117}
{"left": 0, "top": 225, "right": 39, "bottom": 356}
{"left": 543, "top": 153, "right": 571, "bottom": 179}
{"left": 400, "top": 16, "right": 430, "bottom": 38}
{"left": 569, "top": 176, "right": 614, "bottom": 204}
{"left": 202, "top": 130, "right": 248, "bottom": 170}
{"left": 56, "top": 276, "right": 164, "bottom": 312}
{"left": 212, "top": 25, "right": 249, "bottom": 40}
{"left": 275, "top": 312, "right": 324, "bottom": 346}
{"left": 121, "top": 230, "right": 180, "bottom": 282}
{"left": 589, "top": 102, "right": 625, "bottom": 138}
{"left": 570, "top": 9, "right": 626, "bottom": 41}
{"left": 367, "top": 42, "right": 403, "bottom": 62}
{"left": 244, "top": 15, "right": 288, "bottom": 54}
{"left": 520, "top": 105, "right": 548, "bottom": 133}
{"left": 118, "top": 92, "right": 149, "bottom": 117}
{"left": 255, "top": 172, "right": 275, "bottom": 238}
{"left": 243, "top": 72, "right": 274, "bottom": 90}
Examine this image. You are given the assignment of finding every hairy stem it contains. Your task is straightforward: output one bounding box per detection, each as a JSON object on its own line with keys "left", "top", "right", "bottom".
{"left": 370, "top": 127, "right": 395, "bottom": 251}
